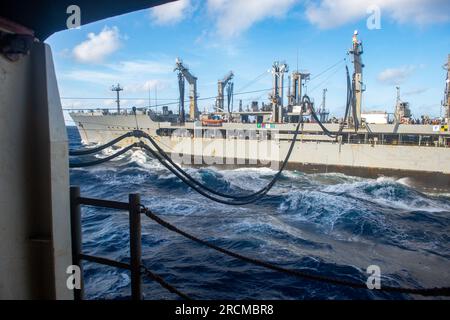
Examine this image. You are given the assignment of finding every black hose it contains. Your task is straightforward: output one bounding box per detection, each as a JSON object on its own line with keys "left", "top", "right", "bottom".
{"left": 304, "top": 95, "right": 338, "bottom": 139}
{"left": 135, "top": 130, "right": 289, "bottom": 200}
{"left": 304, "top": 65, "right": 353, "bottom": 140}
{"left": 69, "top": 120, "right": 302, "bottom": 203}
{"left": 69, "top": 143, "right": 138, "bottom": 168}
{"left": 69, "top": 131, "right": 134, "bottom": 156}
{"left": 343, "top": 65, "right": 352, "bottom": 125}
{"left": 138, "top": 115, "right": 302, "bottom": 205}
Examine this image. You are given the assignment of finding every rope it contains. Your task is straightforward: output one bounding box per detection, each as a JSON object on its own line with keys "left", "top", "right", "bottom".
{"left": 69, "top": 143, "right": 138, "bottom": 168}
{"left": 143, "top": 208, "right": 450, "bottom": 297}
{"left": 140, "top": 265, "right": 191, "bottom": 300}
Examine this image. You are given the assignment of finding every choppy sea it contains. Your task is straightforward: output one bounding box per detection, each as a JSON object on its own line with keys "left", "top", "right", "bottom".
{"left": 68, "top": 126, "right": 450, "bottom": 300}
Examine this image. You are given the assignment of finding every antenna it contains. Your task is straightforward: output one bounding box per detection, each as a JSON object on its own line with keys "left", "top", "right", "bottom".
{"left": 111, "top": 83, "right": 123, "bottom": 113}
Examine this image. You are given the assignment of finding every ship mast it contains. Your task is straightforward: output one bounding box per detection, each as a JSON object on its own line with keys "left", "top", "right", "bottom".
{"left": 445, "top": 54, "right": 450, "bottom": 124}
{"left": 111, "top": 83, "right": 123, "bottom": 114}
{"left": 349, "top": 30, "right": 364, "bottom": 130}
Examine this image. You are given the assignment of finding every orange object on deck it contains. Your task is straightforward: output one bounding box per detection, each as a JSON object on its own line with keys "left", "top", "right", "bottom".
{"left": 202, "top": 119, "right": 224, "bottom": 126}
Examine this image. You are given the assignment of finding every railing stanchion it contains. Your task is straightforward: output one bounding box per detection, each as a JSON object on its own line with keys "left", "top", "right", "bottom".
{"left": 70, "top": 186, "right": 84, "bottom": 300}
{"left": 129, "top": 193, "right": 142, "bottom": 300}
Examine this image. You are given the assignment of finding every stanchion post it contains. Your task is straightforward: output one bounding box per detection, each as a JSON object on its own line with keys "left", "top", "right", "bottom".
{"left": 129, "top": 193, "right": 142, "bottom": 300}
{"left": 70, "top": 186, "right": 84, "bottom": 300}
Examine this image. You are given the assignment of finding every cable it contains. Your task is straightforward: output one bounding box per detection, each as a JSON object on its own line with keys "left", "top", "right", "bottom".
{"left": 303, "top": 65, "right": 353, "bottom": 139}
{"left": 306, "top": 95, "right": 339, "bottom": 139}
{"left": 69, "top": 143, "right": 138, "bottom": 168}
{"left": 69, "top": 131, "right": 134, "bottom": 156}
{"left": 309, "top": 58, "right": 346, "bottom": 82}
{"left": 62, "top": 87, "right": 277, "bottom": 112}
{"left": 235, "top": 70, "right": 270, "bottom": 93}
{"left": 139, "top": 143, "right": 266, "bottom": 205}
{"left": 308, "top": 66, "right": 343, "bottom": 95}
{"left": 143, "top": 208, "right": 450, "bottom": 297}
{"left": 69, "top": 125, "right": 301, "bottom": 204}
{"left": 137, "top": 113, "right": 302, "bottom": 205}
{"left": 140, "top": 265, "right": 191, "bottom": 300}
{"left": 62, "top": 58, "right": 347, "bottom": 113}
{"left": 69, "top": 113, "right": 303, "bottom": 203}
{"left": 135, "top": 130, "right": 296, "bottom": 200}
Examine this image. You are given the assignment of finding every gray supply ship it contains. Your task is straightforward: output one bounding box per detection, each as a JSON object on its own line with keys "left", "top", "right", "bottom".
{"left": 70, "top": 32, "right": 450, "bottom": 191}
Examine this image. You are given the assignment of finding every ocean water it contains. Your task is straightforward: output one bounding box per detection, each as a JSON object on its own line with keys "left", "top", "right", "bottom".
{"left": 68, "top": 127, "right": 450, "bottom": 300}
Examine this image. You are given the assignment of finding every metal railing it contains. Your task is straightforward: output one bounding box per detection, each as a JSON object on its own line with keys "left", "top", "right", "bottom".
{"left": 70, "top": 186, "right": 142, "bottom": 300}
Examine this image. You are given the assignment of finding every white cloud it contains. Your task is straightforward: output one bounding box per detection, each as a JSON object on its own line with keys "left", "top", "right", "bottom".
{"left": 207, "top": 0, "right": 298, "bottom": 38}
{"left": 306, "top": 0, "right": 450, "bottom": 29}
{"left": 109, "top": 60, "right": 172, "bottom": 74}
{"left": 62, "top": 58, "right": 173, "bottom": 94}
{"left": 404, "top": 87, "right": 428, "bottom": 96}
{"left": 65, "top": 70, "right": 118, "bottom": 84}
{"left": 150, "top": 0, "right": 192, "bottom": 25}
{"left": 124, "top": 79, "right": 165, "bottom": 93}
{"left": 73, "top": 26, "right": 121, "bottom": 63}
{"left": 377, "top": 65, "right": 416, "bottom": 85}
{"left": 102, "top": 99, "right": 114, "bottom": 106}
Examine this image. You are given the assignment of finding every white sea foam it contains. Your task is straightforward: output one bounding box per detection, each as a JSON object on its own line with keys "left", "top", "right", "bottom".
{"left": 322, "top": 177, "right": 450, "bottom": 213}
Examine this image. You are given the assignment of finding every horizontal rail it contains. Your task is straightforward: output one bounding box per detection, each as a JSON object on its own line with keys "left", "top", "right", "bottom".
{"left": 79, "top": 254, "right": 131, "bottom": 270}
{"left": 76, "top": 196, "right": 130, "bottom": 210}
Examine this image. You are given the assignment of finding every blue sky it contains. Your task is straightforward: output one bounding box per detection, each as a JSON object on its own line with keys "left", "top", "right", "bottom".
{"left": 46, "top": 0, "right": 450, "bottom": 122}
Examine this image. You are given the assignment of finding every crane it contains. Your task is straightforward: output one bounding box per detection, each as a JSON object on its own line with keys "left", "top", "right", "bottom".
{"left": 174, "top": 58, "right": 198, "bottom": 121}
{"left": 216, "top": 71, "right": 234, "bottom": 114}
{"left": 270, "top": 61, "right": 289, "bottom": 123}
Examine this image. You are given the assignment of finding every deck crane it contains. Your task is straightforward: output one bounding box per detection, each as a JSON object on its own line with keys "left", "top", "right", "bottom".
{"left": 227, "top": 81, "right": 234, "bottom": 115}
{"left": 216, "top": 71, "right": 234, "bottom": 114}
{"left": 270, "top": 61, "right": 289, "bottom": 123}
{"left": 174, "top": 58, "right": 198, "bottom": 121}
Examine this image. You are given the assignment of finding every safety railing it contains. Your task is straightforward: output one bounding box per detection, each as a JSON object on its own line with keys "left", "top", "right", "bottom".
{"left": 70, "top": 186, "right": 142, "bottom": 300}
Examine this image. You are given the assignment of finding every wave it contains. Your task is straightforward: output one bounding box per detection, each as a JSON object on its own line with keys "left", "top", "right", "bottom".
{"left": 67, "top": 127, "right": 450, "bottom": 299}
